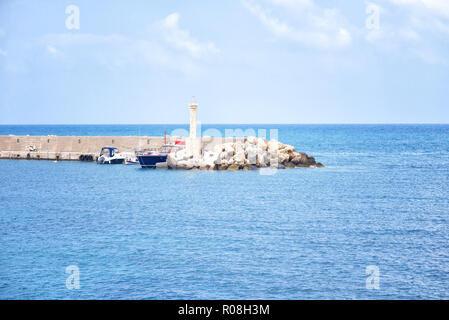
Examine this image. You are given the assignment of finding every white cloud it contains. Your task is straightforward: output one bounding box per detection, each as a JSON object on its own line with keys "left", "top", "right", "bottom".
{"left": 269, "top": 0, "right": 313, "bottom": 7}
{"left": 41, "top": 32, "right": 201, "bottom": 74}
{"left": 412, "top": 46, "right": 449, "bottom": 65}
{"left": 46, "top": 45, "right": 59, "bottom": 56}
{"left": 242, "top": 0, "right": 352, "bottom": 49}
{"left": 390, "top": 0, "right": 449, "bottom": 18}
{"left": 389, "top": 0, "right": 449, "bottom": 35}
{"left": 43, "top": 19, "right": 219, "bottom": 65}
{"left": 267, "top": 0, "right": 314, "bottom": 13}
{"left": 0, "top": 28, "right": 6, "bottom": 57}
{"left": 42, "top": 33, "right": 125, "bottom": 47}
{"left": 362, "top": 1, "right": 449, "bottom": 65}
{"left": 160, "top": 13, "right": 219, "bottom": 58}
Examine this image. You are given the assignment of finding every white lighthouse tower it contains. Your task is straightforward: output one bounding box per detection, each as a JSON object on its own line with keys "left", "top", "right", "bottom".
{"left": 189, "top": 98, "right": 198, "bottom": 139}
{"left": 187, "top": 97, "right": 201, "bottom": 158}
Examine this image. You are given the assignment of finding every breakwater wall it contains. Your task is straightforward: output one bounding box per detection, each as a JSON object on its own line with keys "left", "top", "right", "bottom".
{"left": 0, "top": 136, "right": 168, "bottom": 161}
{"left": 0, "top": 135, "right": 227, "bottom": 161}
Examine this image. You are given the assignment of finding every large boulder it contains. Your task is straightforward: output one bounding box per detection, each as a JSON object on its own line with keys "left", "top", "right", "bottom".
{"left": 267, "top": 139, "right": 280, "bottom": 152}
{"left": 247, "top": 147, "right": 257, "bottom": 165}
{"left": 246, "top": 136, "right": 257, "bottom": 145}
{"left": 256, "top": 138, "right": 267, "bottom": 151}
{"left": 218, "top": 151, "right": 231, "bottom": 162}
{"left": 199, "top": 159, "right": 215, "bottom": 170}
{"left": 234, "top": 142, "right": 245, "bottom": 154}
{"left": 307, "top": 156, "right": 316, "bottom": 165}
{"left": 285, "top": 161, "right": 296, "bottom": 168}
{"left": 203, "top": 151, "right": 219, "bottom": 167}
{"left": 227, "top": 163, "right": 240, "bottom": 171}
{"left": 287, "top": 150, "right": 295, "bottom": 161}
{"left": 279, "top": 143, "right": 295, "bottom": 153}
{"left": 223, "top": 143, "right": 235, "bottom": 157}
{"left": 214, "top": 144, "right": 224, "bottom": 153}
{"left": 167, "top": 153, "right": 178, "bottom": 168}
{"left": 174, "top": 149, "right": 189, "bottom": 161}
{"left": 291, "top": 152, "right": 308, "bottom": 166}
{"left": 218, "top": 162, "right": 228, "bottom": 170}
{"left": 278, "top": 152, "right": 290, "bottom": 164}
{"left": 233, "top": 150, "right": 246, "bottom": 165}
{"left": 257, "top": 151, "right": 268, "bottom": 166}
{"left": 156, "top": 162, "right": 168, "bottom": 169}
{"left": 177, "top": 160, "right": 193, "bottom": 170}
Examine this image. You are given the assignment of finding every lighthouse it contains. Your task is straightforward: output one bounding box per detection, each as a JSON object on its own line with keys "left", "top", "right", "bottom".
{"left": 189, "top": 98, "right": 198, "bottom": 138}
{"left": 187, "top": 98, "right": 200, "bottom": 158}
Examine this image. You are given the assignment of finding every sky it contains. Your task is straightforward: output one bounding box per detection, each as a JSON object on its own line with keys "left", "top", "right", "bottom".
{"left": 0, "top": 0, "right": 448, "bottom": 124}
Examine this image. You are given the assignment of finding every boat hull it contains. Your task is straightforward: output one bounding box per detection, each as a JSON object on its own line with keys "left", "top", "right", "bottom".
{"left": 97, "top": 157, "right": 125, "bottom": 164}
{"left": 137, "top": 155, "right": 168, "bottom": 168}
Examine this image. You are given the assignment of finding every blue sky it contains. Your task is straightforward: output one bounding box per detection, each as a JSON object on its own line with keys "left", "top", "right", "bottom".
{"left": 0, "top": 0, "right": 449, "bottom": 124}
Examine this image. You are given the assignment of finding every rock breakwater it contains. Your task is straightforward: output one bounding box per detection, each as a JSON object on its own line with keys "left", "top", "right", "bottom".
{"left": 167, "top": 137, "right": 323, "bottom": 170}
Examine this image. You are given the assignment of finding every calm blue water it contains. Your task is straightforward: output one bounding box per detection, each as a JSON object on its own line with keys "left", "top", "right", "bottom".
{"left": 1, "top": 124, "right": 449, "bottom": 299}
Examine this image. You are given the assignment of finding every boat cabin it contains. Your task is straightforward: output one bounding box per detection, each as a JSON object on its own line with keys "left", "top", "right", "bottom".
{"left": 100, "top": 147, "right": 119, "bottom": 158}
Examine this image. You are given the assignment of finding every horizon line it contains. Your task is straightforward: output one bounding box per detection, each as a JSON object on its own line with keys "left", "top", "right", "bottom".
{"left": 1, "top": 123, "right": 449, "bottom": 126}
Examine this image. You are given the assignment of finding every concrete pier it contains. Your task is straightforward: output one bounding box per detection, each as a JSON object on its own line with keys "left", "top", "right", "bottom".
{"left": 0, "top": 135, "right": 230, "bottom": 161}
{"left": 0, "top": 135, "right": 166, "bottom": 161}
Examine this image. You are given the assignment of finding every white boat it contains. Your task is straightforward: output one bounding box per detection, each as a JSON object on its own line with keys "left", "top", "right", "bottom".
{"left": 97, "top": 147, "right": 126, "bottom": 164}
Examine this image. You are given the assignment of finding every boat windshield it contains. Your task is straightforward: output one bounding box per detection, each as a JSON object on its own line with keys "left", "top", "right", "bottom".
{"left": 100, "top": 148, "right": 118, "bottom": 157}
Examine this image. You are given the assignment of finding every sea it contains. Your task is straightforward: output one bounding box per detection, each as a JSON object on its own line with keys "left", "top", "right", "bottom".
{"left": 0, "top": 124, "right": 448, "bottom": 299}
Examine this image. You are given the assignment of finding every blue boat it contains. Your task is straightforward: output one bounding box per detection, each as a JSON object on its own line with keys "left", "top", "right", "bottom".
{"left": 137, "top": 144, "right": 181, "bottom": 168}
{"left": 137, "top": 153, "right": 168, "bottom": 168}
